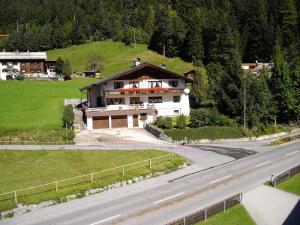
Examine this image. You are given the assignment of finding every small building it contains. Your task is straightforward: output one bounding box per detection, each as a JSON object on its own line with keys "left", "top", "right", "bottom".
{"left": 0, "top": 52, "right": 56, "bottom": 80}
{"left": 80, "top": 62, "right": 193, "bottom": 130}
{"left": 242, "top": 62, "right": 274, "bottom": 76}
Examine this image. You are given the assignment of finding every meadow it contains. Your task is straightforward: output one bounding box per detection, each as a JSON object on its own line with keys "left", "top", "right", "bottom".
{"left": 0, "top": 150, "right": 184, "bottom": 212}
{"left": 47, "top": 40, "right": 196, "bottom": 77}
{"left": 195, "top": 204, "right": 255, "bottom": 225}
{"left": 0, "top": 78, "right": 95, "bottom": 131}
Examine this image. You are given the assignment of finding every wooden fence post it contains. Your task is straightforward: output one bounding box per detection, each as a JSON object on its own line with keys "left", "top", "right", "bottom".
{"left": 14, "top": 191, "right": 18, "bottom": 204}
{"left": 122, "top": 166, "right": 125, "bottom": 177}
{"left": 55, "top": 182, "right": 58, "bottom": 192}
{"left": 204, "top": 209, "right": 207, "bottom": 221}
{"left": 183, "top": 217, "right": 186, "bottom": 225}
{"left": 90, "top": 173, "right": 94, "bottom": 183}
{"left": 224, "top": 199, "right": 226, "bottom": 212}
{"left": 149, "top": 159, "right": 152, "bottom": 170}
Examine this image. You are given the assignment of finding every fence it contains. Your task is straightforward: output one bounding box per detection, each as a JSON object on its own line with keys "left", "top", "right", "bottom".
{"left": 0, "top": 153, "right": 176, "bottom": 211}
{"left": 166, "top": 194, "right": 242, "bottom": 225}
{"left": 273, "top": 164, "right": 300, "bottom": 187}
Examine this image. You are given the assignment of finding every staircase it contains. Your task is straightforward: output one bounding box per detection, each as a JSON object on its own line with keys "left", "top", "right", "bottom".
{"left": 74, "top": 108, "right": 86, "bottom": 131}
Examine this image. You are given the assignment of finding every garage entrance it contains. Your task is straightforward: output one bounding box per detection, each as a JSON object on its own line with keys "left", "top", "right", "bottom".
{"left": 111, "top": 115, "right": 128, "bottom": 128}
{"left": 93, "top": 116, "right": 109, "bottom": 129}
{"left": 133, "top": 114, "right": 139, "bottom": 127}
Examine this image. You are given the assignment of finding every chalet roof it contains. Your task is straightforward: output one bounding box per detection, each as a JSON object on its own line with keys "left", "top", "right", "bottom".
{"left": 0, "top": 52, "right": 47, "bottom": 60}
{"left": 80, "top": 62, "right": 193, "bottom": 90}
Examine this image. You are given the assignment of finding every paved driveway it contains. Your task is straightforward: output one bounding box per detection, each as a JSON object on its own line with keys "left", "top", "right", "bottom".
{"left": 75, "top": 128, "right": 168, "bottom": 145}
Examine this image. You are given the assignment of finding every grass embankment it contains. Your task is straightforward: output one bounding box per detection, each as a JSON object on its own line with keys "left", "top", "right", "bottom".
{"left": 0, "top": 78, "right": 95, "bottom": 143}
{"left": 47, "top": 40, "right": 196, "bottom": 77}
{"left": 0, "top": 150, "right": 184, "bottom": 212}
{"left": 194, "top": 204, "right": 255, "bottom": 225}
{"left": 277, "top": 173, "right": 300, "bottom": 196}
{"left": 269, "top": 135, "right": 300, "bottom": 146}
{"left": 164, "top": 127, "right": 245, "bottom": 141}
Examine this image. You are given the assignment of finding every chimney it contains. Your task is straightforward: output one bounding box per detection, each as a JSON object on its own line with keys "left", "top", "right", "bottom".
{"left": 133, "top": 58, "right": 141, "bottom": 67}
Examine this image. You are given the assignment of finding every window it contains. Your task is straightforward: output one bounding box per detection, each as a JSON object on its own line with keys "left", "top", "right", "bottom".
{"left": 148, "top": 96, "right": 163, "bottom": 103}
{"left": 114, "top": 82, "right": 124, "bottom": 89}
{"left": 173, "top": 96, "right": 181, "bottom": 102}
{"left": 174, "top": 110, "right": 180, "bottom": 115}
{"left": 21, "top": 63, "right": 26, "bottom": 67}
{"left": 169, "top": 80, "right": 178, "bottom": 87}
{"left": 31, "top": 69, "right": 35, "bottom": 73}
{"left": 22, "top": 70, "right": 26, "bottom": 73}
{"left": 129, "top": 81, "right": 139, "bottom": 88}
{"left": 130, "top": 97, "right": 140, "bottom": 104}
{"left": 107, "top": 98, "right": 125, "bottom": 105}
{"left": 148, "top": 81, "right": 162, "bottom": 88}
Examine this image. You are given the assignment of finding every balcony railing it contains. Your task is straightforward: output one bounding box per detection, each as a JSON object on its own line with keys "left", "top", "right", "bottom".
{"left": 105, "top": 87, "right": 184, "bottom": 97}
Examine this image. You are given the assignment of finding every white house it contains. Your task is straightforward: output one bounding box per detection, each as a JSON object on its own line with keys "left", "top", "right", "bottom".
{"left": 80, "top": 62, "right": 193, "bottom": 130}
{"left": 0, "top": 52, "right": 56, "bottom": 80}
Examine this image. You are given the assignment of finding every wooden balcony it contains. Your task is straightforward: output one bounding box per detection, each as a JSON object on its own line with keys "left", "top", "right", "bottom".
{"left": 105, "top": 87, "right": 184, "bottom": 98}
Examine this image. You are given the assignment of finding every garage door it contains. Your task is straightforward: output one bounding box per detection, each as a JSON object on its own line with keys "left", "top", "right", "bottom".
{"left": 93, "top": 116, "right": 109, "bottom": 129}
{"left": 133, "top": 114, "right": 139, "bottom": 127}
{"left": 111, "top": 115, "right": 128, "bottom": 128}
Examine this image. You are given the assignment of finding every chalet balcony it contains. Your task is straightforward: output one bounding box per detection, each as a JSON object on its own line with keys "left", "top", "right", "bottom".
{"left": 105, "top": 87, "right": 184, "bottom": 98}
{"left": 83, "top": 104, "right": 156, "bottom": 117}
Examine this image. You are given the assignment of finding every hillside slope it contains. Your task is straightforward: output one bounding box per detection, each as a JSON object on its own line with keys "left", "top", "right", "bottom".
{"left": 47, "top": 40, "right": 196, "bottom": 78}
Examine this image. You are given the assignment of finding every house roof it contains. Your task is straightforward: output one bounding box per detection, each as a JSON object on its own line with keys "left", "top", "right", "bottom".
{"left": 80, "top": 62, "right": 193, "bottom": 90}
{"left": 0, "top": 52, "right": 47, "bottom": 60}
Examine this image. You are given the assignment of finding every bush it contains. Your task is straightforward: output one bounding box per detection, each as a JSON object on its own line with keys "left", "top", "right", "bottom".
{"left": 189, "top": 109, "right": 234, "bottom": 127}
{"left": 155, "top": 116, "right": 173, "bottom": 129}
{"left": 63, "top": 129, "right": 75, "bottom": 141}
{"left": 164, "top": 117, "right": 173, "bottom": 129}
{"left": 62, "top": 105, "right": 74, "bottom": 128}
{"left": 176, "top": 114, "right": 187, "bottom": 129}
{"left": 16, "top": 74, "right": 25, "bottom": 80}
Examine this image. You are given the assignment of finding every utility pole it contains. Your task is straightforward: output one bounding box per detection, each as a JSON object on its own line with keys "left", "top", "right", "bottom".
{"left": 243, "top": 73, "right": 247, "bottom": 130}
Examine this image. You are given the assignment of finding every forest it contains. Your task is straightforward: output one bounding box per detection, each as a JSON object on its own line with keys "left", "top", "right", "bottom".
{"left": 0, "top": 0, "right": 299, "bottom": 126}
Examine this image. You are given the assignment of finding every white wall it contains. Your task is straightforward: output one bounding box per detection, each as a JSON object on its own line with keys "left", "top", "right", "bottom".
{"left": 89, "top": 78, "right": 191, "bottom": 116}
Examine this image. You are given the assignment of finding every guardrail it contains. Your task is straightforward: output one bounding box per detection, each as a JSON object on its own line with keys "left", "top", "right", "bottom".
{"left": 0, "top": 153, "right": 176, "bottom": 209}
{"left": 166, "top": 194, "right": 242, "bottom": 225}
{"left": 273, "top": 164, "right": 300, "bottom": 187}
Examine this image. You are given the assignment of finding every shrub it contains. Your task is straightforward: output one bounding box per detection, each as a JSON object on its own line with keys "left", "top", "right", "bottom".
{"left": 16, "top": 74, "right": 25, "bottom": 80}
{"left": 189, "top": 108, "right": 234, "bottom": 127}
{"left": 176, "top": 114, "right": 187, "bottom": 129}
{"left": 154, "top": 116, "right": 173, "bottom": 129}
{"left": 164, "top": 117, "right": 173, "bottom": 129}
{"left": 62, "top": 105, "right": 74, "bottom": 128}
{"left": 63, "top": 129, "right": 75, "bottom": 141}
{"left": 155, "top": 116, "right": 165, "bottom": 128}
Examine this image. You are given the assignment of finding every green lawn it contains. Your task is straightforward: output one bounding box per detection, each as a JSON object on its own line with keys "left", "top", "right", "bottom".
{"left": 0, "top": 150, "right": 184, "bottom": 212}
{"left": 277, "top": 173, "right": 300, "bottom": 196}
{"left": 194, "top": 204, "right": 255, "bottom": 225}
{"left": 164, "top": 127, "right": 245, "bottom": 141}
{"left": 0, "top": 79, "right": 95, "bottom": 131}
{"left": 47, "top": 40, "right": 196, "bottom": 77}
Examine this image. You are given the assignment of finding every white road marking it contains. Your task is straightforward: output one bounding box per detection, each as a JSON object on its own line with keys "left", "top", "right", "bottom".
{"left": 255, "top": 161, "right": 271, "bottom": 168}
{"left": 89, "top": 215, "right": 120, "bottom": 225}
{"left": 153, "top": 192, "right": 184, "bottom": 204}
{"left": 285, "top": 151, "right": 298, "bottom": 157}
{"left": 209, "top": 175, "right": 232, "bottom": 184}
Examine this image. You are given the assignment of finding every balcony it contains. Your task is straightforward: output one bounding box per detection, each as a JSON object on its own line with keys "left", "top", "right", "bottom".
{"left": 83, "top": 104, "right": 156, "bottom": 117}
{"left": 105, "top": 87, "right": 184, "bottom": 98}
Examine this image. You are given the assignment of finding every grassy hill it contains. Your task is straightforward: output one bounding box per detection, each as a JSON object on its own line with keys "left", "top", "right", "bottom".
{"left": 47, "top": 40, "right": 196, "bottom": 78}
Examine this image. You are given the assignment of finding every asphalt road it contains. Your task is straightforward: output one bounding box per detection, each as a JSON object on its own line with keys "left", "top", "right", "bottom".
{"left": 1, "top": 141, "right": 299, "bottom": 225}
